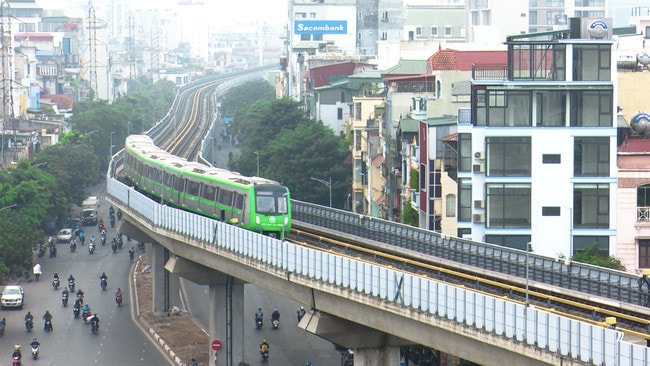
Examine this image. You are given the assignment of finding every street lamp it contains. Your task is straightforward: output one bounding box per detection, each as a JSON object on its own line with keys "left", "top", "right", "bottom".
{"left": 525, "top": 241, "right": 531, "bottom": 307}
{"left": 0, "top": 204, "right": 16, "bottom": 212}
{"left": 310, "top": 176, "right": 332, "bottom": 207}
{"left": 254, "top": 151, "right": 260, "bottom": 176}
{"left": 127, "top": 122, "right": 132, "bottom": 137}
{"left": 110, "top": 131, "right": 116, "bottom": 157}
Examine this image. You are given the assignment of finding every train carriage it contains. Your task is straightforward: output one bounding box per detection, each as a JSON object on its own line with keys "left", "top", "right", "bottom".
{"left": 123, "top": 135, "right": 291, "bottom": 237}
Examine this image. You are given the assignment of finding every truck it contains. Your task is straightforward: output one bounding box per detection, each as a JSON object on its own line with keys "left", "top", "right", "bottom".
{"left": 81, "top": 196, "right": 99, "bottom": 226}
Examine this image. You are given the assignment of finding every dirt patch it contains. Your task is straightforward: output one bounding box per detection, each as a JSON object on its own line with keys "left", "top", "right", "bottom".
{"left": 134, "top": 254, "right": 209, "bottom": 366}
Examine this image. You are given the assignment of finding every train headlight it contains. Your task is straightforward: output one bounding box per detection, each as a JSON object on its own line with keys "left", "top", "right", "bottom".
{"left": 256, "top": 216, "right": 261, "bottom": 225}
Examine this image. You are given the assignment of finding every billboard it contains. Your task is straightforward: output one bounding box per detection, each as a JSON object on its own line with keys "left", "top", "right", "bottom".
{"left": 294, "top": 20, "right": 347, "bottom": 35}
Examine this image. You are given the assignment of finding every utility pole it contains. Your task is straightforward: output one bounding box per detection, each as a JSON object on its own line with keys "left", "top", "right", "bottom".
{"left": 87, "top": 3, "right": 98, "bottom": 100}
{"left": 1, "top": 0, "right": 15, "bottom": 167}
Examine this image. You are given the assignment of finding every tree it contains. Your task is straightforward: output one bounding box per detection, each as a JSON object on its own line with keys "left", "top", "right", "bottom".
{"left": 571, "top": 242, "right": 625, "bottom": 270}
{"left": 221, "top": 81, "right": 274, "bottom": 119}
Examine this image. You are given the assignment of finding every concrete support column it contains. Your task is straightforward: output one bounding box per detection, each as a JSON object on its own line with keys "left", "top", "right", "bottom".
{"left": 209, "top": 277, "right": 244, "bottom": 366}
{"left": 145, "top": 242, "right": 154, "bottom": 266}
{"left": 150, "top": 242, "right": 167, "bottom": 312}
{"left": 353, "top": 346, "right": 401, "bottom": 366}
{"left": 168, "top": 273, "right": 180, "bottom": 309}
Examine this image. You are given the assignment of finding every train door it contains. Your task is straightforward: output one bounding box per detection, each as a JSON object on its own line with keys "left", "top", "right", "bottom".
{"left": 232, "top": 192, "right": 246, "bottom": 226}
{"left": 217, "top": 189, "right": 234, "bottom": 223}
{"left": 199, "top": 183, "right": 215, "bottom": 215}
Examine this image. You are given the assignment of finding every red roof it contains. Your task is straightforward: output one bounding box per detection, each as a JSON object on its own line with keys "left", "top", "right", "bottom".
{"left": 14, "top": 32, "right": 54, "bottom": 42}
{"left": 428, "top": 49, "right": 507, "bottom": 71}
{"left": 618, "top": 138, "right": 650, "bottom": 153}
{"left": 41, "top": 94, "right": 74, "bottom": 111}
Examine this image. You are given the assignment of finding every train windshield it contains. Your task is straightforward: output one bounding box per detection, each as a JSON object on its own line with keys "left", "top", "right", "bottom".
{"left": 255, "top": 186, "right": 288, "bottom": 215}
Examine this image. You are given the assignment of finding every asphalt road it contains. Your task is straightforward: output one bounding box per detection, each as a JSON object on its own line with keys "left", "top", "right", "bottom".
{"left": 0, "top": 192, "right": 170, "bottom": 366}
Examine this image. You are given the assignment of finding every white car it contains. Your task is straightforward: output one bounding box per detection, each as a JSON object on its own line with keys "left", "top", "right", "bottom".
{"left": 57, "top": 228, "right": 73, "bottom": 243}
{"left": 1, "top": 285, "right": 24, "bottom": 309}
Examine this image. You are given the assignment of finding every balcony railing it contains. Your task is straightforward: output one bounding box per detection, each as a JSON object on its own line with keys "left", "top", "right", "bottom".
{"left": 472, "top": 64, "right": 508, "bottom": 81}
{"left": 637, "top": 207, "right": 650, "bottom": 221}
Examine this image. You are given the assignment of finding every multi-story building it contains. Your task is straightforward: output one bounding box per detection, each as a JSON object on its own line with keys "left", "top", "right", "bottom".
{"left": 529, "top": 0, "right": 607, "bottom": 33}
{"left": 466, "top": 0, "right": 528, "bottom": 45}
{"left": 458, "top": 18, "right": 618, "bottom": 258}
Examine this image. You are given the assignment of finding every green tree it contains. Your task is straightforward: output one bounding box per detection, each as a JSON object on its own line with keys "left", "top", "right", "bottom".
{"left": 221, "top": 81, "right": 274, "bottom": 118}
{"left": 571, "top": 242, "right": 625, "bottom": 270}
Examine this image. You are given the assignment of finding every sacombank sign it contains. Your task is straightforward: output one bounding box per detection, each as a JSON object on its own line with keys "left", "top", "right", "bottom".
{"left": 294, "top": 20, "right": 347, "bottom": 35}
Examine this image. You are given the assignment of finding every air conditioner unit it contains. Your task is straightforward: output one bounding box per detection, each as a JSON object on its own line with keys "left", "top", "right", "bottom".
{"left": 474, "top": 200, "right": 484, "bottom": 209}
{"left": 474, "top": 151, "right": 484, "bottom": 159}
{"left": 472, "top": 163, "right": 484, "bottom": 173}
{"left": 472, "top": 214, "right": 485, "bottom": 223}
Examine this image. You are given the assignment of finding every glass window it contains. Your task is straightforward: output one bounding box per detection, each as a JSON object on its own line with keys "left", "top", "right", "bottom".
{"left": 444, "top": 26, "right": 452, "bottom": 36}
{"left": 446, "top": 194, "right": 456, "bottom": 217}
{"left": 484, "top": 235, "right": 531, "bottom": 250}
{"left": 573, "top": 184, "right": 609, "bottom": 228}
{"left": 458, "top": 133, "right": 472, "bottom": 172}
{"left": 219, "top": 190, "right": 233, "bottom": 206}
{"left": 536, "top": 91, "right": 566, "bottom": 127}
{"left": 543, "top": 154, "right": 561, "bottom": 164}
{"left": 573, "top": 236, "right": 609, "bottom": 256}
{"left": 203, "top": 185, "right": 216, "bottom": 201}
{"left": 486, "top": 183, "right": 531, "bottom": 228}
{"left": 313, "top": 34, "right": 323, "bottom": 41}
{"left": 187, "top": 181, "right": 200, "bottom": 196}
{"left": 574, "top": 137, "right": 609, "bottom": 176}
{"left": 458, "top": 178, "right": 472, "bottom": 222}
{"left": 639, "top": 239, "right": 650, "bottom": 268}
{"left": 431, "top": 26, "right": 438, "bottom": 37}
{"left": 542, "top": 206, "right": 561, "bottom": 216}
{"left": 486, "top": 137, "right": 531, "bottom": 176}
{"left": 570, "top": 90, "right": 612, "bottom": 127}
{"left": 573, "top": 45, "right": 611, "bottom": 81}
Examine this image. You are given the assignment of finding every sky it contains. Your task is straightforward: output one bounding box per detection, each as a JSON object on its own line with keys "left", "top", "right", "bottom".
{"left": 37, "top": 0, "right": 289, "bottom": 26}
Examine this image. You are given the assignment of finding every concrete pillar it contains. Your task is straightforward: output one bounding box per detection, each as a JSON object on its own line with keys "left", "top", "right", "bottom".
{"left": 145, "top": 242, "right": 154, "bottom": 266}
{"left": 353, "top": 346, "right": 401, "bottom": 366}
{"left": 150, "top": 242, "right": 167, "bottom": 312}
{"left": 209, "top": 277, "right": 244, "bottom": 366}
{"left": 168, "top": 273, "right": 180, "bottom": 309}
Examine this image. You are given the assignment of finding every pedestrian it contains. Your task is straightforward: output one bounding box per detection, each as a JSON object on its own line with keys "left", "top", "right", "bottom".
{"left": 190, "top": 358, "right": 198, "bottom": 366}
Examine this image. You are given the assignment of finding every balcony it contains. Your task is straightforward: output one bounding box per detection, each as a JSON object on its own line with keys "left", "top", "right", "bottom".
{"left": 637, "top": 207, "right": 650, "bottom": 221}
{"left": 472, "top": 64, "right": 507, "bottom": 81}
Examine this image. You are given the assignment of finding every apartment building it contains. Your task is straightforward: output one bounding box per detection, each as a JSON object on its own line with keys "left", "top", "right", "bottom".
{"left": 458, "top": 18, "right": 617, "bottom": 258}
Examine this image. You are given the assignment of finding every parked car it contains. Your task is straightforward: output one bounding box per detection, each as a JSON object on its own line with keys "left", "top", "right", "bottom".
{"left": 57, "top": 228, "right": 73, "bottom": 243}
{"left": 1, "top": 285, "right": 24, "bottom": 309}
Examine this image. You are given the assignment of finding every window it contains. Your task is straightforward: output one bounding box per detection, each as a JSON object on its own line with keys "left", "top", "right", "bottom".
{"left": 486, "top": 183, "right": 531, "bottom": 228}
{"left": 484, "top": 235, "right": 531, "bottom": 250}
{"left": 542, "top": 206, "right": 561, "bottom": 216}
{"left": 300, "top": 34, "right": 310, "bottom": 41}
{"left": 313, "top": 34, "right": 323, "bottom": 41}
{"left": 444, "top": 26, "right": 453, "bottom": 37}
{"left": 573, "top": 45, "right": 611, "bottom": 81}
{"left": 573, "top": 184, "right": 609, "bottom": 228}
{"left": 430, "top": 26, "right": 438, "bottom": 37}
{"left": 381, "top": 11, "right": 388, "bottom": 22}
{"left": 340, "top": 91, "right": 346, "bottom": 103}
{"left": 486, "top": 137, "right": 531, "bottom": 176}
{"left": 636, "top": 184, "right": 650, "bottom": 221}
{"left": 219, "top": 190, "right": 234, "bottom": 206}
{"left": 570, "top": 90, "right": 613, "bottom": 127}
{"left": 446, "top": 194, "right": 456, "bottom": 217}
{"left": 358, "top": 11, "right": 362, "bottom": 20}
{"left": 337, "top": 108, "right": 343, "bottom": 120}
{"left": 639, "top": 239, "right": 650, "bottom": 268}
{"left": 202, "top": 185, "right": 216, "bottom": 201}
{"left": 543, "top": 154, "right": 561, "bottom": 164}
{"left": 482, "top": 10, "right": 491, "bottom": 25}
{"left": 358, "top": 32, "right": 362, "bottom": 40}
{"left": 381, "top": 32, "right": 387, "bottom": 40}
{"left": 574, "top": 137, "right": 609, "bottom": 176}
{"left": 458, "top": 133, "right": 472, "bottom": 172}
{"left": 187, "top": 181, "right": 200, "bottom": 196}
{"left": 573, "top": 236, "right": 609, "bottom": 256}
{"left": 475, "top": 90, "right": 531, "bottom": 126}
{"left": 416, "top": 27, "right": 422, "bottom": 37}
{"left": 536, "top": 91, "right": 566, "bottom": 127}
{"left": 458, "top": 178, "right": 472, "bottom": 222}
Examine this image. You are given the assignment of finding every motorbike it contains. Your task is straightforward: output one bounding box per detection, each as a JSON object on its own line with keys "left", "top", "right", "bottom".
{"left": 62, "top": 292, "right": 69, "bottom": 307}
{"left": 25, "top": 319, "right": 33, "bottom": 332}
{"left": 49, "top": 246, "right": 57, "bottom": 258}
{"left": 117, "top": 209, "right": 122, "bottom": 220}
{"left": 44, "top": 319, "right": 52, "bottom": 332}
{"left": 12, "top": 354, "right": 20, "bottom": 366}
{"left": 73, "top": 303, "right": 80, "bottom": 319}
{"left": 110, "top": 216, "right": 115, "bottom": 228}
{"left": 30, "top": 344, "right": 38, "bottom": 360}
{"left": 0, "top": 321, "right": 5, "bottom": 336}
{"left": 111, "top": 241, "right": 118, "bottom": 253}
{"left": 82, "top": 310, "right": 92, "bottom": 324}
{"left": 100, "top": 233, "right": 106, "bottom": 246}
{"left": 90, "top": 319, "right": 99, "bottom": 334}
{"left": 115, "top": 292, "right": 123, "bottom": 306}
{"left": 52, "top": 278, "right": 60, "bottom": 290}
{"left": 272, "top": 318, "right": 279, "bottom": 329}
{"left": 68, "top": 279, "right": 75, "bottom": 292}
{"left": 88, "top": 242, "right": 95, "bottom": 254}
{"left": 255, "top": 318, "right": 263, "bottom": 329}
{"left": 70, "top": 240, "right": 76, "bottom": 252}
{"left": 260, "top": 349, "right": 269, "bottom": 361}
{"left": 100, "top": 277, "right": 107, "bottom": 290}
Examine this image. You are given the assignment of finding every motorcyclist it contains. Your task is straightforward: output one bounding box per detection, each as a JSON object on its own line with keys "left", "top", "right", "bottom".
{"left": 43, "top": 311, "right": 53, "bottom": 331}
{"left": 260, "top": 339, "right": 270, "bottom": 356}
{"left": 129, "top": 246, "right": 135, "bottom": 260}
{"left": 52, "top": 272, "right": 60, "bottom": 288}
{"left": 79, "top": 230, "right": 85, "bottom": 244}
{"left": 81, "top": 304, "right": 91, "bottom": 320}
{"left": 61, "top": 288, "right": 69, "bottom": 306}
{"left": 24, "top": 312, "right": 33, "bottom": 330}
{"left": 30, "top": 338, "right": 39, "bottom": 349}
{"left": 73, "top": 300, "right": 81, "bottom": 318}
{"left": 76, "top": 289, "right": 85, "bottom": 304}
{"left": 0, "top": 317, "right": 6, "bottom": 333}
{"left": 33, "top": 263, "right": 42, "bottom": 281}
{"left": 12, "top": 345, "right": 21, "bottom": 362}
{"left": 109, "top": 206, "right": 115, "bottom": 216}
{"left": 111, "top": 238, "right": 118, "bottom": 252}
{"left": 90, "top": 313, "right": 100, "bottom": 332}
{"left": 255, "top": 308, "right": 263, "bottom": 324}
{"left": 100, "top": 272, "right": 108, "bottom": 289}
{"left": 115, "top": 288, "right": 123, "bottom": 305}
{"left": 90, "top": 235, "right": 96, "bottom": 244}
{"left": 68, "top": 275, "right": 75, "bottom": 292}
{"left": 271, "top": 309, "right": 280, "bottom": 322}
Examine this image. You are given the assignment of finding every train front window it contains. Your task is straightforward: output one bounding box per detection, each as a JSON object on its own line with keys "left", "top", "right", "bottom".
{"left": 255, "top": 187, "right": 288, "bottom": 215}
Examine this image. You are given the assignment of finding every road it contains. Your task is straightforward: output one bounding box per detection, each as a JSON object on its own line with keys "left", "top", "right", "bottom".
{"left": 0, "top": 187, "right": 170, "bottom": 366}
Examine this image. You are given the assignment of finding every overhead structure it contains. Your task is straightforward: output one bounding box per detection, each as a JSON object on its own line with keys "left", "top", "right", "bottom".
{"left": 1, "top": 0, "right": 15, "bottom": 166}
{"left": 87, "top": 2, "right": 98, "bottom": 100}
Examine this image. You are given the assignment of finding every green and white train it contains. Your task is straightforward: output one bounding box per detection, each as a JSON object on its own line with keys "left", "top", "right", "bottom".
{"left": 123, "top": 135, "right": 291, "bottom": 237}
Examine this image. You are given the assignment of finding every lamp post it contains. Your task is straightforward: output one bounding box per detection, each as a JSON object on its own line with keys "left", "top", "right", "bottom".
{"left": 0, "top": 204, "right": 16, "bottom": 212}
{"left": 110, "top": 131, "right": 116, "bottom": 157}
{"left": 127, "top": 122, "right": 132, "bottom": 137}
{"left": 310, "top": 176, "right": 332, "bottom": 207}
{"left": 254, "top": 151, "right": 260, "bottom": 176}
{"left": 525, "top": 241, "right": 531, "bottom": 307}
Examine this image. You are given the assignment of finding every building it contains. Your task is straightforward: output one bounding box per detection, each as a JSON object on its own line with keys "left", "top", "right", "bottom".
{"left": 459, "top": 18, "right": 618, "bottom": 258}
